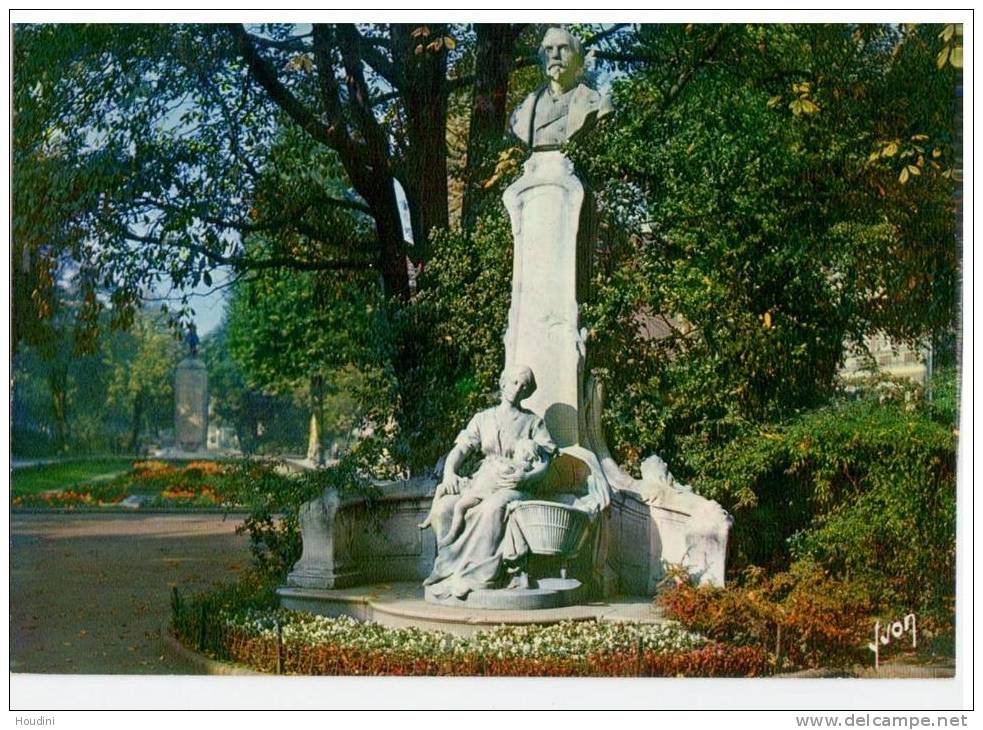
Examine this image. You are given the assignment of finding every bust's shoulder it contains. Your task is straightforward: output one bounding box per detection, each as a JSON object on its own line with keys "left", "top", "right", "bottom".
{"left": 573, "top": 83, "right": 613, "bottom": 114}
{"left": 512, "top": 87, "right": 544, "bottom": 116}
{"left": 509, "top": 88, "right": 545, "bottom": 144}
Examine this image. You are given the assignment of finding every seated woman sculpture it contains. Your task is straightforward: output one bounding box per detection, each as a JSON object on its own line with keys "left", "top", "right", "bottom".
{"left": 430, "top": 437, "right": 551, "bottom": 548}
{"left": 421, "top": 365, "right": 557, "bottom": 600}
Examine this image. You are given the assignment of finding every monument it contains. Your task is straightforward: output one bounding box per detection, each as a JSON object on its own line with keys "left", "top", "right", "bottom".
{"left": 173, "top": 324, "right": 209, "bottom": 453}
{"left": 281, "top": 28, "right": 732, "bottom": 619}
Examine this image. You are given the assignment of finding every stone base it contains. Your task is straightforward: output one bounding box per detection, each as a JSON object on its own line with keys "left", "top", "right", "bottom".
{"left": 286, "top": 567, "right": 360, "bottom": 591}
{"left": 277, "top": 582, "right": 664, "bottom": 637}
{"left": 424, "top": 577, "right": 582, "bottom": 610}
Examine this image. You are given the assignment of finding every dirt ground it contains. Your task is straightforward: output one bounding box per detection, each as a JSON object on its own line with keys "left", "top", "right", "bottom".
{"left": 10, "top": 512, "right": 252, "bottom": 674}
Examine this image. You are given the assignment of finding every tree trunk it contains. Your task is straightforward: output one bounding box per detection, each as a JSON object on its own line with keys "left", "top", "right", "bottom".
{"left": 390, "top": 23, "right": 450, "bottom": 262}
{"left": 462, "top": 24, "right": 521, "bottom": 228}
{"left": 48, "top": 367, "right": 69, "bottom": 452}
{"left": 353, "top": 171, "right": 411, "bottom": 302}
{"left": 129, "top": 391, "right": 144, "bottom": 455}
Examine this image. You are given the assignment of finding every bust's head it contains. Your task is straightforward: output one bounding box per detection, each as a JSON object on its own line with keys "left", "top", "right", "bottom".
{"left": 539, "top": 27, "right": 585, "bottom": 92}
{"left": 499, "top": 365, "right": 537, "bottom": 406}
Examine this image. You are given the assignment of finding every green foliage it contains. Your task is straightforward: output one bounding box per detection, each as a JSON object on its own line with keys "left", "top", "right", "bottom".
{"left": 925, "top": 365, "right": 959, "bottom": 427}
{"left": 105, "top": 315, "right": 181, "bottom": 451}
{"left": 688, "top": 397, "right": 955, "bottom": 617}
{"left": 11, "top": 459, "right": 234, "bottom": 509}
{"left": 571, "top": 23, "right": 959, "bottom": 473}
{"left": 200, "top": 320, "right": 308, "bottom": 454}
{"left": 12, "top": 303, "right": 180, "bottom": 456}
{"left": 222, "top": 447, "right": 387, "bottom": 579}
{"left": 219, "top": 460, "right": 313, "bottom": 579}
{"left": 392, "top": 212, "right": 514, "bottom": 470}
{"left": 226, "top": 266, "right": 378, "bottom": 398}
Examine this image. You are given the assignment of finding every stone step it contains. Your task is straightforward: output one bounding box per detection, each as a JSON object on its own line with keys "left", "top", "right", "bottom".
{"left": 277, "top": 582, "right": 665, "bottom": 637}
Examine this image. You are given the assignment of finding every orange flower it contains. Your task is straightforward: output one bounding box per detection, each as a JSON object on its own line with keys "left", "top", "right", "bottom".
{"left": 186, "top": 461, "right": 226, "bottom": 476}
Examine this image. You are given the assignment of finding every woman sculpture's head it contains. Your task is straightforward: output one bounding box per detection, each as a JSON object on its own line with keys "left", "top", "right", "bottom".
{"left": 500, "top": 365, "right": 537, "bottom": 406}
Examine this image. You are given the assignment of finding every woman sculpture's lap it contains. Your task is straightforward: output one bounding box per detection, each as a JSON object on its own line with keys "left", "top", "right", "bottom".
{"left": 423, "top": 488, "right": 531, "bottom": 599}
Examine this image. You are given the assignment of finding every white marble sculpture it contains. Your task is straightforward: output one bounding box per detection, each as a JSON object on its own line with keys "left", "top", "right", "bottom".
{"left": 421, "top": 366, "right": 559, "bottom": 600}
{"left": 509, "top": 26, "right": 614, "bottom": 149}
{"left": 421, "top": 27, "right": 732, "bottom": 604}
{"left": 287, "top": 28, "right": 732, "bottom": 610}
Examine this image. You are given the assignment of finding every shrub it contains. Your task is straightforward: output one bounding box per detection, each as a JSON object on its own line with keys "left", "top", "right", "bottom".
{"left": 659, "top": 562, "right": 876, "bottom": 669}
{"left": 393, "top": 213, "right": 513, "bottom": 472}
{"left": 687, "top": 398, "right": 956, "bottom": 616}
{"left": 221, "top": 448, "right": 384, "bottom": 580}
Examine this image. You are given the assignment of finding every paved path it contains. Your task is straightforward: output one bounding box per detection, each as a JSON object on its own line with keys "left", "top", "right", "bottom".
{"left": 10, "top": 513, "right": 252, "bottom": 674}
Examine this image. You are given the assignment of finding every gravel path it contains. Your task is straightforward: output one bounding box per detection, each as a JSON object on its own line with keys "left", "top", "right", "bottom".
{"left": 10, "top": 513, "right": 252, "bottom": 674}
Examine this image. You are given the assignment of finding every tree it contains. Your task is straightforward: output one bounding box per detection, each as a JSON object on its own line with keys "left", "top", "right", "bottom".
{"left": 569, "top": 23, "right": 960, "bottom": 472}
{"left": 105, "top": 314, "right": 181, "bottom": 453}
{"left": 12, "top": 294, "right": 177, "bottom": 455}
{"left": 199, "top": 321, "right": 299, "bottom": 454}
{"left": 10, "top": 22, "right": 628, "bottom": 346}
{"left": 223, "top": 232, "right": 381, "bottom": 456}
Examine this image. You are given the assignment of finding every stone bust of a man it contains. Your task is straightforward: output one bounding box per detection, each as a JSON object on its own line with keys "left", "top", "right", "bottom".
{"left": 509, "top": 27, "right": 614, "bottom": 149}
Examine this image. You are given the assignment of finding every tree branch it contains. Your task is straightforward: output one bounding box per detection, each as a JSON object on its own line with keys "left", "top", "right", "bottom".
{"left": 585, "top": 23, "right": 632, "bottom": 48}
{"left": 226, "top": 23, "right": 335, "bottom": 149}
{"left": 310, "top": 24, "right": 361, "bottom": 159}
{"left": 661, "top": 26, "right": 729, "bottom": 110}
{"left": 335, "top": 24, "right": 390, "bottom": 155}
{"left": 355, "top": 28, "right": 401, "bottom": 89}
{"left": 249, "top": 32, "right": 312, "bottom": 53}
{"left": 593, "top": 50, "right": 670, "bottom": 65}
{"left": 124, "top": 229, "right": 376, "bottom": 273}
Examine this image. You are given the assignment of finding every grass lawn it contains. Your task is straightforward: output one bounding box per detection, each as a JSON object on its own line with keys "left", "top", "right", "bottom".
{"left": 10, "top": 459, "right": 137, "bottom": 497}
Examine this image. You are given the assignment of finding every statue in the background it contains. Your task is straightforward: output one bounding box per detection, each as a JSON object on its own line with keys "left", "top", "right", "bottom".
{"left": 184, "top": 323, "right": 200, "bottom": 358}
{"left": 174, "top": 323, "right": 208, "bottom": 453}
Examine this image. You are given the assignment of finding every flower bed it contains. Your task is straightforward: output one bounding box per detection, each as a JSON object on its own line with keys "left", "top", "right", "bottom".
{"left": 11, "top": 480, "right": 131, "bottom": 508}
{"left": 11, "top": 460, "right": 233, "bottom": 509}
{"left": 174, "top": 606, "right": 773, "bottom": 677}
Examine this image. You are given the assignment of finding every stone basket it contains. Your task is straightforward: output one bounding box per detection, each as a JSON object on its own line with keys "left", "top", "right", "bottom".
{"left": 511, "top": 501, "right": 591, "bottom": 557}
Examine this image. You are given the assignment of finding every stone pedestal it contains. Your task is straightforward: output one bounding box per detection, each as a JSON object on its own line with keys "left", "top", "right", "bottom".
{"left": 174, "top": 357, "right": 209, "bottom": 452}
{"left": 503, "top": 151, "right": 589, "bottom": 448}
{"left": 424, "top": 578, "right": 583, "bottom": 610}
{"left": 287, "top": 488, "right": 359, "bottom": 590}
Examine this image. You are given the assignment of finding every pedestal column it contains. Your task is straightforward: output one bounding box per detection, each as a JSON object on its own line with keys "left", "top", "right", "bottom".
{"left": 503, "top": 151, "right": 590, "bottom": 448}
{"left": 174, "top": 357, "right": 208, "bottom": 452}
